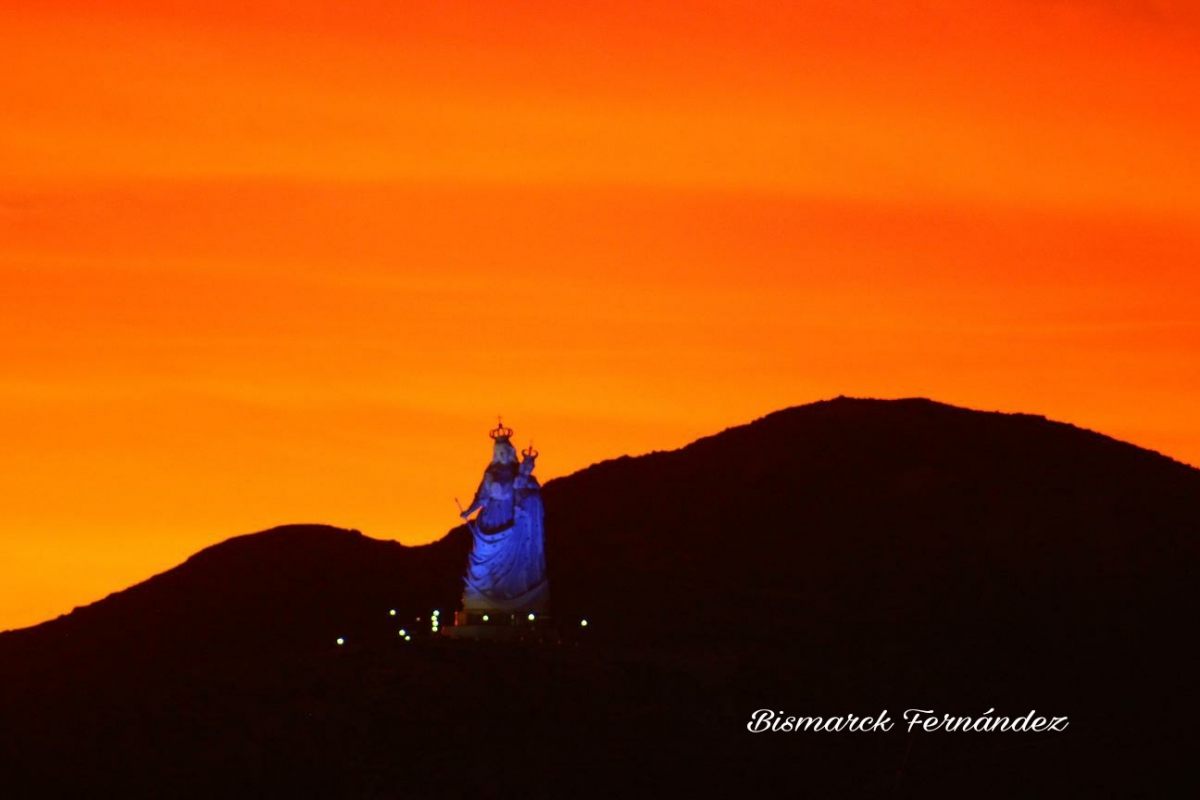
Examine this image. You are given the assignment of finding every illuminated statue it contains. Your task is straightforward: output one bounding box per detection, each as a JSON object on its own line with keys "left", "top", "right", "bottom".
{"left": 459, "top": 419, "right": 549, "bottom": 615}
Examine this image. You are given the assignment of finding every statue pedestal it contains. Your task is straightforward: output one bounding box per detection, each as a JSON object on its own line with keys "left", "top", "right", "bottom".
{"left": 444, "top": 610, "right": 555, "bottom": 642}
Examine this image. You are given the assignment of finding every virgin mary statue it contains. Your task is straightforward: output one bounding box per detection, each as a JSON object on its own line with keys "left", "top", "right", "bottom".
{"left": 459, "top": 420, "right": 549, "bottom": 615}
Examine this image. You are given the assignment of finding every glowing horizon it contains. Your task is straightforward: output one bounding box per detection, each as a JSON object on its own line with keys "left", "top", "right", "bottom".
{"left": 2, "top": 1, "right": 1198, "bottom": 630}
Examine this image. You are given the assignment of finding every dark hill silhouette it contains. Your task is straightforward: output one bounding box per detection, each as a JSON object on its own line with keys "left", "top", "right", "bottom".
{"left": 0, "top": 397, "right": 1196, "bottom": 798}
{"left": 545, "top": 397, "right": 1197, "bottom": 661}
{"left": 0, "top": 524, "right": 468, "bottom": 672}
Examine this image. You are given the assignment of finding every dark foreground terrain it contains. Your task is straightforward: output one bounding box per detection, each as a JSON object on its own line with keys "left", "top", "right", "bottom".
{"left": 1, "top": 398, "right": 1196, "bottom": 797}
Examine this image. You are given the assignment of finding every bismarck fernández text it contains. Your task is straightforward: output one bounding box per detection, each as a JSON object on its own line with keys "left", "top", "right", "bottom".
{"left": 747, "top": 708, "right": 1069, "bottom": 733}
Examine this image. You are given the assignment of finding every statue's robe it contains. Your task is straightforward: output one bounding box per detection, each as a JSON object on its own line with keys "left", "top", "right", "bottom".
{"left": 462, "top": 463, "right": 549, "bottom": 613}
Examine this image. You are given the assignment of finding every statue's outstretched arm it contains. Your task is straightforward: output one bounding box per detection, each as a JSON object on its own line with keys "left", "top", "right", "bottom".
{"left": 461, "top": 475, "right": 488, "bottom": 518}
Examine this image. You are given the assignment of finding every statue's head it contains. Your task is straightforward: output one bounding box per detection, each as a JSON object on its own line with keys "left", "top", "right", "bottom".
{"left": 492, "top": 439, "right": 518, "bottom": 464}
{"left": 488, "top": 417, "right": 517, "bottom": 464}
{"left": 520, "top": 442, "right": 538, "bottom": 474}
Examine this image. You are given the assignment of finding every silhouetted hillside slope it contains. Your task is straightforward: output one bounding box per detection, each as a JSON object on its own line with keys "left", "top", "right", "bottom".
{"left": 545, "top": 397, "right": 1197, "bottom": 661}
{"left": 0, "top": 397, "right": 1195, "bottom": 798}
{"left": 0, "top": 525, "right": 469, "bottom": 669}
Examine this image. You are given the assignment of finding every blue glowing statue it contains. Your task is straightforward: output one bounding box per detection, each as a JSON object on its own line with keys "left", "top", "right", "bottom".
{"left": 459, "top": 420, "right": 549, "bottom": 614}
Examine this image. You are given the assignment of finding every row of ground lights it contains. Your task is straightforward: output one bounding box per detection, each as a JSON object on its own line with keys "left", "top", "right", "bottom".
{"left": 477, "top": 613, "right": 588, "bottom": 626}
{"left": 335, "top": 609, "right": 589, "bottom": 646}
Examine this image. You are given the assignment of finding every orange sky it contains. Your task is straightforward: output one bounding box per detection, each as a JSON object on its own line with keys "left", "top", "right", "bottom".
{"left": 2, "top": 1, "right": 1198, "bottom": 631}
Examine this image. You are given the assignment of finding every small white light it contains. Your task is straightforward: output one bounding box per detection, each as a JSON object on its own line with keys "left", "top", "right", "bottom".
{"left": 389, "top": 609, "right": 397, "bottom": 616}
{"left": 336, "top": 637, "right": 345, "bottom": 646}
{"left": 527, "top": 613, "right": 535, "bottom": 621}
{"left": 433, "top": 609, "right": 441, "bottom": 617}
{"left": 482, "top": 614, "right": 490, "bottom": 622}
{"left": 398, "top": 629, "right": 407, "bottom": 636}
{"left": 580, "top": 619, "right": 588, "bottom": 627}
{"left": 405, "top": 635, "right": 412, "bottom": 641}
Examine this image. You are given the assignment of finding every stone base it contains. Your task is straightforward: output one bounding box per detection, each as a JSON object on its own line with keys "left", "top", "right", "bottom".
{"left": 443, "top": 610, "right": 554, "bottom": 641}
{"left": 456, "top": 609, "right": 548, "bottom": 625}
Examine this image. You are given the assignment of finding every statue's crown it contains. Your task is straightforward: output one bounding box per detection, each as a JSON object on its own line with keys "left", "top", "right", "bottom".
{"left": 522, "top": 441, "right": 539, "bottom": 459}
{"left": 489, "top": 416, "right": 514, "bottom": 441}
